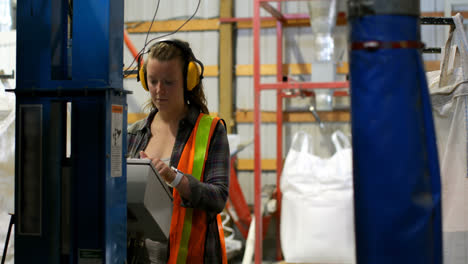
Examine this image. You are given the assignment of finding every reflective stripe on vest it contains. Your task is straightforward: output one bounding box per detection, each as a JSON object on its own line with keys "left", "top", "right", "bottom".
{"left": 168, "top": 113, "right": 227, "bottom": 264}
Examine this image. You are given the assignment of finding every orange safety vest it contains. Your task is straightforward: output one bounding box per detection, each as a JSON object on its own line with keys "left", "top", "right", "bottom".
{"left": 168, "top": 113, "right": 228, "bottom": 264}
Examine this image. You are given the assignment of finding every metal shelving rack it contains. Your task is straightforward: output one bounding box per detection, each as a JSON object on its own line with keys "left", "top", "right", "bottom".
{"left": 251, "top": 3, "right": 456, "bottom": 263}
{"left": 252, "top": 0, "right": 349, "bottom": 262}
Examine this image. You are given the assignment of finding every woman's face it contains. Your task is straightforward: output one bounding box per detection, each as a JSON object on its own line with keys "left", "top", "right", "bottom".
{"left": 146, "top": 57, "right": 185, "bottom": 113}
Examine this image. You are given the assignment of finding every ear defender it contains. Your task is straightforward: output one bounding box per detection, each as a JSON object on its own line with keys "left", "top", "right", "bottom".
{"left": 186, "top": 59, "right": 204, "bottom": 91}
{"left": 138, "top": 61, "right": 148, "bottom": 91}
{"left": 136, "top": 53, "right": 149, "bottom": 91}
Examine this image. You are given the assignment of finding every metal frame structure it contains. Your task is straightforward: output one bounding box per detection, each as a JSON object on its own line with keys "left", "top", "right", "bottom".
{"left": 14, "top": 0, "right": 127, "bottom": 262}
{"left": 252, "top": 0, "right": 349, "bottom": 262}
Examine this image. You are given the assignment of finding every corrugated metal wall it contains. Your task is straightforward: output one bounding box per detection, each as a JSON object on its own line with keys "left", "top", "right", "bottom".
{"left": 124, "top": 0, "right": 219, "bottom": 22}
{"left": 124, "top": 0, "right": 458, "bottom": 205}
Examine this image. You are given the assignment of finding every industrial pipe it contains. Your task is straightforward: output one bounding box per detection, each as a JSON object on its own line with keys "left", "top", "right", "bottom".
{"left": 124, "top": 28, "right": 142, "bottom": 64}
{"left": 348, "top": 0, "right": 442, "bottom": 263}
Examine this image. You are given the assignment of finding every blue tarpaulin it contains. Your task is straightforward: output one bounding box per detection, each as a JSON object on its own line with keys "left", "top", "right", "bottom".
{"left": 350, "top": 15, "right": 442, "bottom": 264}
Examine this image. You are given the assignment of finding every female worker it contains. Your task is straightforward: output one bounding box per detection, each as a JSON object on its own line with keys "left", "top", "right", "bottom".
{"left": 127, "top": 39, "right": 230, "bottom": 263}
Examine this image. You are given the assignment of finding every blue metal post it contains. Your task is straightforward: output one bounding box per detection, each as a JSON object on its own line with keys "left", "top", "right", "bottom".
{"left": 15, "top": 0, "right": 127, "bottom": 263}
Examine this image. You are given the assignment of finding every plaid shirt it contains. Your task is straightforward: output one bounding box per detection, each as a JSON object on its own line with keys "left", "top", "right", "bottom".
{"left": 127, "top": 105, "right": 230, "bottom": 263}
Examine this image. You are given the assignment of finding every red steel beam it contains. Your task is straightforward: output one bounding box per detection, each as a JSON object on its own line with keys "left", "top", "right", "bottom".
{"left": 274, "top": 1, "right": 284, "bottom": 260}
{"left": 227, "top": 158, "right": 252, "bottom": 238}
{"left": 260, "top": 81, "right": 349, "bottom": 90}
{"left": 219, "top": 13, "right": 309, "bottom": 23}
{"left": 253, "top": 0, "right": 263, "bottom": 263}
{"left": 253, "top": 2, "right": 349, "bottom": 263}
{"left": 279, "top": 77, "right": 349, "bottom": 96}
{"left": 124, "top": 29, "right": 142, "bottom": 63}
{"left": 280, "top": 89, "right": 349, "bottom": 97}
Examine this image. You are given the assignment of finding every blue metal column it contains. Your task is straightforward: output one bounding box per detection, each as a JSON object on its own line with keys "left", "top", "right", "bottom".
{"left": 14, "top": 0, "right": 127, "bottom": 263}
{"left": 348, "top": 1, "right": 442, "bottom": 263}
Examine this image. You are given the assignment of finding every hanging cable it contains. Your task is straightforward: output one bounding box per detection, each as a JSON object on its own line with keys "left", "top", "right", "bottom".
{"left": 123, "top": 0, "right": 202, "bottom": 78}
{"left": 123, "top": 0, "right": 160, "bottom": 77}
{"left": 143, "top": 0, "right": 201, "bottom": 48}
{"left": 143, "top": 0, "right": 161, "bottom": 49}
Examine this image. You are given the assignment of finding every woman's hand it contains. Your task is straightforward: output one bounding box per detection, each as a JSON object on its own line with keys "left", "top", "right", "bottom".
{"left": 140, "top": 151, "right": 191, "bottom": 198}
{"left": 140, "top": 151, "right": 176, "bottom": 184}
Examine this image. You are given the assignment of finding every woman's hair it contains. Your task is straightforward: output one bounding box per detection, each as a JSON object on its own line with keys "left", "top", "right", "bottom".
{"left": 143, "top": 40, "right": 209, "bottom": 114}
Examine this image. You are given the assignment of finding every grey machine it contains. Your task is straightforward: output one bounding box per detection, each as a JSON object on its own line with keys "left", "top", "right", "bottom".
{"left": 126, "top": 158, "right": 173, "bottom": 257}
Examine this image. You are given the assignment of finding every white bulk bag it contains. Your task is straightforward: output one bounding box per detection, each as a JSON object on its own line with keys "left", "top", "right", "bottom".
{"left": 280, "top": 130, "right": 355, "bottom": 263}
{"left": 427, "top": 14, "right": 468, "bottom": 264}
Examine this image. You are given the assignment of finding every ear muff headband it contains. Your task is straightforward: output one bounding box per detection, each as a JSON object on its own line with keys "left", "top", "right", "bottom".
{"left": 138, "top": 59, "right": 148, "bottom": 91}
{"left": 138, "top": 40, "right": 204, "bottom": 92}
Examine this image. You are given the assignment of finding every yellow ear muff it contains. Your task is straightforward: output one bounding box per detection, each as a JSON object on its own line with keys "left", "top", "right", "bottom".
{"left": 186, "top": 61, "right": 200, "bottom": 91}
{"left": 139, "top": 63, "right": 148, "bottom": 91}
